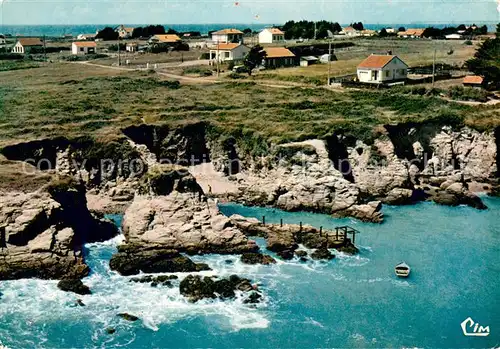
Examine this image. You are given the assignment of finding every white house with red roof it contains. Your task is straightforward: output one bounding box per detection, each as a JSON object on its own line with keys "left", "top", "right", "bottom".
{"left": 357, "top": 54, "right": 408, "bottom": 84}
{"left": 11, "top": 38, "right": 44, "bottom": 54}
{"left": 209, "top": 43, "right": 249, "bottom": 62}
{"left": 211, "top": 29, "right": 244, "bottom": 44}
{"left": 258, "top": 28, "right": 285, "bottom": 44}
{"left": 72, "top": 41, "right": 97, "bottom": 55}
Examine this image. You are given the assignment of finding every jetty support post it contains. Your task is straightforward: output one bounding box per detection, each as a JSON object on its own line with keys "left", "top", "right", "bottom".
{"left": 262, "top": 216, "right": 265, "bottom": 225}
{"left": 280, "top": 218, "right": 283, "bottom": 227}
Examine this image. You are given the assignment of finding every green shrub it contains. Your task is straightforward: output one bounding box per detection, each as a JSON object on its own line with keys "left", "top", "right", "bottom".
{"left": 447, "top": 86, "right": 489, "bottom": 102}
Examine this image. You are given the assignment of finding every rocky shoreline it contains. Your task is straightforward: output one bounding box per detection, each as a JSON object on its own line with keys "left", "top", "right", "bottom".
{"left": 0, "top": 121, "right": 497, "bottom": 297}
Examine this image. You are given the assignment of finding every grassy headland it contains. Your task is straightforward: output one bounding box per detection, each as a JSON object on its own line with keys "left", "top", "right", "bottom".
{"left": 0, "top": 61, "right": 498, "bottom": 150}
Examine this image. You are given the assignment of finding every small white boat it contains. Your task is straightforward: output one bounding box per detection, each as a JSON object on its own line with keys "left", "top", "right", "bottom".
{"left": 395, "top": 262, "right": 411, "bottom": 278}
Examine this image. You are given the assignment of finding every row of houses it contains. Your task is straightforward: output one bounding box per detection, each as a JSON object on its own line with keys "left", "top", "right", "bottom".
{"left": 209, "top": 43, "right": 297, "bottom": 68}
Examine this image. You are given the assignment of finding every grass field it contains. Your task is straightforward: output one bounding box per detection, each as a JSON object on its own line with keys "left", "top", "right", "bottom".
{"left": 252, "top": 38, "right": 478, "bottom": 85}
{"left": 0, "top": 60, "right": 498, "bottom": 151}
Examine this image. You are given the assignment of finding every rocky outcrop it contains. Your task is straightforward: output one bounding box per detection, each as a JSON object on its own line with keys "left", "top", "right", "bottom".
{"left": 179, "top": 274, "right": 257, "bottom": 303}
{"left": 240, "top": 252, "right": 276, "bottom": 265}
{"left": 0, "top": 180, "right": 118, "bottom": 280}
{"left": 129, "top": 274, "right": 177, "bottom": 287}
{"left": 310, "top": 247, "right": 335, "bottom": 260}
{"left": 230, "top": 214, "right": 359, "bottom": 258}
{"left": 120, "top": 170, "right": 257, "bottom": 255}
{"left": 57, "top": 279, "right": 92, "bottom": 295}
{"left": 109, "top": 245, "right": 210, "bottom": 276}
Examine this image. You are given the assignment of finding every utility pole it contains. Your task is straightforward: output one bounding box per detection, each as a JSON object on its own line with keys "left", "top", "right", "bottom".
{"left": 432, "top": 42, "right": 436, "bottom": 87}
{"left": 327, "top": 30, "right": 334, "bottom": 86}
{"left": 216, "top": 40, "right": 220, "bottom": 77}
{"left": 42, "top": 35, "right": 47, "bottom": 61}
{"left": 117, "top": 36, "right": 121, "bottom": 66}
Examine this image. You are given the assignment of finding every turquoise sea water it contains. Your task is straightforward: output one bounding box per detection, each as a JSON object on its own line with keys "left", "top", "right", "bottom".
{"left": 0, "top": 198, "right": 499, "bottom": 348}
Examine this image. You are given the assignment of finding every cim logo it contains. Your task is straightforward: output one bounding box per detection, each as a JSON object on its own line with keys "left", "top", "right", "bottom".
{"left": 461, "top": 317, "right": 490, "bottom": 337}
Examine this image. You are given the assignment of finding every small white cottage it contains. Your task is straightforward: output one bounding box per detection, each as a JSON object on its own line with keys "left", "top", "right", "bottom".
{"left": 72, "top": 41, "right": 97, "bottom": 55}
{"left": 258, "top": 28, "right": 285, "bottom": 44}
{"left": 209, "top": 43, "right": 249, "bottom": 62}
{"left": 357, "top": 54, "right": 408, "bottom": 84}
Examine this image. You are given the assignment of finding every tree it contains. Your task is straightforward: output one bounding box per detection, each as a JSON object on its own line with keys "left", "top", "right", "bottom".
{"left": 95, "top": 27, "right": 119, "bottom": 41}
{"left": 457, "top": 24, "right": 466, "bottom": 31}
{"left": 243, "top": 45, "right": 267, "bottom": 75}
{"left": 379, "top": 28, "right": 388, "bottom": 37}
{"left": 466, "top": 23, "right": 500, "bottom": 88}
{"left": 351, "top": 22, "right": 364, "bottom": 31}
{"left": 242, "top": 28, "right": 252, "bottom": 34}
{"left": 166, "top": 28, "right": 178, "bottom": 35}
{"left": 398, "top": 27, "right": 406, "bottom": 32}
{"left": 132, "top": 25, "right": 165, "bottom": 39}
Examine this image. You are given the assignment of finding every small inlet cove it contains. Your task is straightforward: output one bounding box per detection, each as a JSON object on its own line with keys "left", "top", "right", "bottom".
{"left": 0, "top": 199, "right": 499, "bottom": 348}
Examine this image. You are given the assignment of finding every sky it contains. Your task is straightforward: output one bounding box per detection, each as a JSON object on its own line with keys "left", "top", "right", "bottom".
{"left": 0, "top": 0, "right": 498, "bottom": 25}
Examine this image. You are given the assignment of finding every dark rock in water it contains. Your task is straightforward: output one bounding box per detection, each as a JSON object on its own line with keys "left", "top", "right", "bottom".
{"left": 299, "top": 257, "right": 308, "bottom": 263}
{"left": 311, "top": 248, "right": 335, "bottom": 260}
{"left": 75, "top": 299, "right": 85, "bottom": 307}
{"left": 243, "top": 291, "right": 262, "bottom": 304}
{"left": 129, "top": 274, "right": 177, "bottom": 287}
{"left": 106, "top": 327, "right": 116, "bottom": 334}
{"left": 336, "top": 241, "right": 359, "bottom": 255}
{"left": 277, "top": 249, "right": 294, "bottom": 260}
{"left": 57, "top": 279, "right": 91, "bottom": 295}
{"left": 179, "top": 274, "right": 254, "bottom": 302}
{"left": 295, "top": 250, "right": 308, "bottom": 258}
{"left": 240, "top": 253, "right": 276, "bottom": 265}
{"left": 225, "top": 259, "right": 233, "bottom": 264}
{"left": 117, "top": 313, "right": 139, "bottom": 322}
{"left": 109, "top": 246, "right": 211, "bottom": 276}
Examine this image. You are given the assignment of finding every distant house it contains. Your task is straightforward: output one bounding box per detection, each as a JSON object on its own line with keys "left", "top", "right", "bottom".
{"left": 0, "top": 34, "right": 6, "bottom": 49}
{"left": 361, "top": 30, "right": 377, "bottom": 37}
{"left": 77, "top": 33, "right": 96, "bottom": 41}
{"left": 72, "top": 41, "right": 97, "bottom": 55}
{"left": 386, "top": 28, "right": 396, "bottom": 34}
{"left": 262, "top": 47, "right": 297, "bottom": 68}
{"left": 341, "top": 26, "right": 359, "bottom": 36}
{"left": 209, "top": 43, "right": 249, "bottom": 62}
{"left": 11, "top": 38, "right": 43, "bottom": 54}
{"left": 357, "top": 54, "right": 408, "bottom": 84}
{"left": 258, "top": 28, "right": 285, "bottom": 44}
{"left": 126, "top": 42, "right": 139, "bottom": 52}
{"left": 211, "top": 29, "right": 243, "bottom": 44}
{"left": 445, "top": 33, "right": 463, "bottom": 40}
{"left": 463, "top": 75, "right": 484, "bottom": 88}
{"left": 300, "top": 56, "right": 318, "bottom": 67}
{"left": 149, "top": 34, "right": 181, "bottom": 45}
{"left": 397, "top": 29, "right": 424, "bottom": 38}
{"left": 117, "top": 25, "right": 134, "bottom": 39}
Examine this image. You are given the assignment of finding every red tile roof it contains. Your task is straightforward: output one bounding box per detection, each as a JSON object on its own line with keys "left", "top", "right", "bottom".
{"left": 263, "top": 47, "right": 295, "bottom": 58}
{"left": 151, "top": 34, "right": 181, "bottom": 43}
{"left": 358, "top": 55, "right": 401, "bottom": 69}
{"left": 17, "top": 38, "right": 43, "bottom": 46}
{"left": 73, "top": 41, "right": 97, "bottom": 47}
{"left": 212, "top": 43, "right": 243, "bottom": 50}
{"left": 463, "top": 75, "right": 484, "bottom": 84}
{"left": 213, "top": 29, "right": 243, "bottom": 35}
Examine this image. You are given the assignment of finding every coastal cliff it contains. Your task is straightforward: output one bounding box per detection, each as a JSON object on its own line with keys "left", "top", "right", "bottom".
{"left": 0, "top": 178, "right": 118, "bottom": 280}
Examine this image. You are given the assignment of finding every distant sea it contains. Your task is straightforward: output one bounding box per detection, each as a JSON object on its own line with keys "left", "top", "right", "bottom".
{"left": 0, "top": 22, "right": 497, "bottom": 37}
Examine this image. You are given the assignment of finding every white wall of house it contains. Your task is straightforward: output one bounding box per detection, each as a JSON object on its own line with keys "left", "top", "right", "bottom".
{"left": 71, "top": 43, "right": 96, "bottom": 55}
{"left": 258, "top": 30, "right": 284, "bottom": 44}
{"left": 357, "top": 57, "right": 408, "bottom": 83}
{"left": 209, "top": 45, "right": 249, "bottom": 62}
{"left": 12, "top": 42, "right": 25, "bottom": 54}
{"left": 211, "top": 33, "right": 243, "bottom": 43}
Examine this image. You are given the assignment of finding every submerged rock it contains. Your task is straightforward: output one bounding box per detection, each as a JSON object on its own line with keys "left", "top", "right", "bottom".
{"left": 310, "top": 248, "right": 335, "bottom": 261}
{"left": 276, "top": 249, "right": 295, "bottom": 260}
{"left": 106, "top": 327, "right": 116, "bottom": 334}
{"left": 294, "top": 250, "right": 308, "bottom": 258}
{"left": 117, "top": 313, "right": 139, "bottom": 322}
{"left": 240, "top": 253, "right": 276, "bottom": 265}
{"left": 243, "top": 291, "right": 262, "bottom": 304}
{"left": 129, "top": 274, "right": 177, "bottom": 287}
{"left": 57, "top": 279, "right": 91, "bottom": 295}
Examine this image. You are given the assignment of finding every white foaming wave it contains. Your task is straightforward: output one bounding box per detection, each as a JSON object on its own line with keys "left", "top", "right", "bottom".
{"left": 336, "top": 252, "right": 370, "bottom": 267}
{"left": 303, "top": 317, "right": 325, "bottom": 329}
{"left": 86, "top": 234, "right": 125, "bottom": 248}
